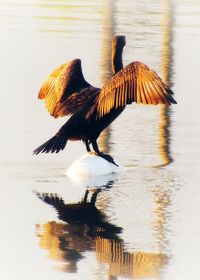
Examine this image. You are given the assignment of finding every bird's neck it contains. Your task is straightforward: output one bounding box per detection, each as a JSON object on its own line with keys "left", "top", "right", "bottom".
{"left": 112, "top": 46, "right": 123, "bottom": 75}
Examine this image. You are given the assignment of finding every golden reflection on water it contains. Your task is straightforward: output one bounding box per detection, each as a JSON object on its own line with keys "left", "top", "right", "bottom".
{"left": 36, "top": 222, "right": 66, "bottom": 261}
{"left": 98, "top": 0, "right": 115, "bottom": 154}
{"left": 36, "top": 221, "right": 84, "bottom": 272}
{"left": 152, "top": 0, "right": 175, "bottom": 257}
{"left": 158, "top": 0, "right": 174, "bottom": 166}
{"left": 152, "top": 185, "right": 171, "bottom": 253}
{"left": 36, "top": 188, "right": 167, "bottom": 278}
{"left": 96, "top": 238, "right": 167, "bottom": 279}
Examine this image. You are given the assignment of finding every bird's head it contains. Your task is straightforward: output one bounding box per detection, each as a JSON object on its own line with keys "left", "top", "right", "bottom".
{"left": 112, "top": 35, "right": 126, "bottom": 50}
{"left": 111, "top": 35, "right": 126, "bottom": 74}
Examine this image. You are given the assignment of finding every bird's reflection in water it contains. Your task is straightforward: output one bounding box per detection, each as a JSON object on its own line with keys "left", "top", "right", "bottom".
{"left": 35, "top": 185, "right": 167, "bottom": 278}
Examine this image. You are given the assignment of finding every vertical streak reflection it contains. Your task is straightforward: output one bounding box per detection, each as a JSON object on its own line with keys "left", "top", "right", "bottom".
{"left": 153, "top": 185, "right": 171, "bottom": 254}
{"left": 151, "top": 1, "right": 175, "bottom": 275}
{"left": 99, "top": 0, "right": 115, "bottom": 154}
{"left": 96, "top": 237, "right": 167, "bottom": 279}
{"left": 159, "top": 0, "right": 174, "bottom": 166}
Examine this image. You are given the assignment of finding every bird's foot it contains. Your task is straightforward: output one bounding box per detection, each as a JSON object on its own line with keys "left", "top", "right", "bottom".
{"left": 87, "top": 151, "right": 118, "bottom": 166}
{"left": 98, "top": 152, "right": 118, "bottom": 167}
{"left": 88, "top": 151, "right": 98, "bottom": 156}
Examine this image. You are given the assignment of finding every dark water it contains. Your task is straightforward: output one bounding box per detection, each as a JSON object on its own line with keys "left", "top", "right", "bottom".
{"left": 1, "top": 0, "right": 200, "bottom": 279}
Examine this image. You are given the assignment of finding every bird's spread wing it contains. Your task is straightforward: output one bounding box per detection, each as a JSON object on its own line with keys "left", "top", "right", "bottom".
{"left": 38, "top": 59, "right": 94, "bottom": 118}
{"left": 87, "top": 61, "right": 177, "bottom": 118}
{"left": 52, "top": 86, "right": 100, "bottom": 117}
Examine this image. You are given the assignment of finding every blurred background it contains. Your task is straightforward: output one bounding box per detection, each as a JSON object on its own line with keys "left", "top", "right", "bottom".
{"left": 0, "top": 0, "right": 200, "bottom": 279}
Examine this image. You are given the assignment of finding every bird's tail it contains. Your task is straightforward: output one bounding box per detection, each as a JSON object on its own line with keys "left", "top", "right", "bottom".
{"left": 33, "top": 134, "right": 68, "bottom": 155}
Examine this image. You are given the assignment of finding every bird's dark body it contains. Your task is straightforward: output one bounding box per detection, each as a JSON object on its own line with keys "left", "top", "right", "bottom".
{"left": 34, "top": 86, "right": 125, "bottom": 158}
{"left": 57, "top": 97, "right": 125, "bottom": 143}
{"left": 89, "top": 107, "right": 125, "bottom": 140}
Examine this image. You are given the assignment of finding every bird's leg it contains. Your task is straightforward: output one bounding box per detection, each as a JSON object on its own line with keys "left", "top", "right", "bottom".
{"left": 91, "top": 140, "right": 118, "bottom": 166}
{"left": 82, "top": 190, "right": 89, "bottom": 203}
{"left": 91, "top": 189, "right": 101, "bottom": 206}
{"left": 91, "top": 139, "right": 100, "bottom": 154}
{"left": 84, "top": 140, "right": 91, "bottom": 153}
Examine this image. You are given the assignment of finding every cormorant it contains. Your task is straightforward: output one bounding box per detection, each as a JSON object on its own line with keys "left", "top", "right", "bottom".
{"left": 33, "top": 35, "right": 176, "bottom": 165}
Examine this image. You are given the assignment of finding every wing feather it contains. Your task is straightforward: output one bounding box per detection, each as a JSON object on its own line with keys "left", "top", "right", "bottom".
{"left": 147, "top": 81, "right": 161, "bottom": 104}
{"left": 88, "top": 61, "right": 176, "bottom": 118}
{"left": 133, "top": 73, "right": 137, "bottom": 103}
{"left": 38, "top": 59, "right": 93, "bottom": 118}
{"left": 142, "top": 82, "right": 149, "bottom": 104}
{"left": 151, "top": 81, "right": 169, "bottom": 104}
{"left": 136, "top": 77, "right": 142, "bottom": 104}
{"left": 144, "top": 82, "right": 157, "bottom": 105}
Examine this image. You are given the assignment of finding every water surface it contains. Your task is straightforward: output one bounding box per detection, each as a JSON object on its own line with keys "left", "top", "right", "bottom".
{"left": 1, "top": 0, "right": 200, "bottom": 279}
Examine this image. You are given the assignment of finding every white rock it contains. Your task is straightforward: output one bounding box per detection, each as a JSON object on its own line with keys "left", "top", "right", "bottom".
{"left": 66, "top": 153, "right": 125, "bottom": 179}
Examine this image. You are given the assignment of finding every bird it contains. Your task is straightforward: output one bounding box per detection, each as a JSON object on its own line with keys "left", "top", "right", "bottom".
{"left": 33, "top": 35, "right": 177, "bottom": 165}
